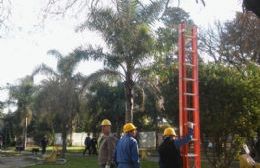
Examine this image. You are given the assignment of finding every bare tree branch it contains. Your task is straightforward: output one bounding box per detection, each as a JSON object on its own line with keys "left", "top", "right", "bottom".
{"left": 0, "top": 0, "right": 11, "bottom": 32}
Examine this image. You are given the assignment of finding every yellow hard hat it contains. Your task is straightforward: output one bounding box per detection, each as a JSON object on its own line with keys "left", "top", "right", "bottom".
{"left": 163, "top": 127, "right": 176, "bottom": 136}
{"left": 101, "top": 119, "right": 112, "bottom": 126}
{"left": 123, "top": 123, "right": 137, "bottom": 133}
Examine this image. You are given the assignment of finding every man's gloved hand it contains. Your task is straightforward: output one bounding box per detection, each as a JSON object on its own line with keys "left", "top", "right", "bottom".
{"left": 105, "top": 164, "right": 110, "bottom": 168}
{"left": 187, "top": 122, "right": 194, "bottom": 129}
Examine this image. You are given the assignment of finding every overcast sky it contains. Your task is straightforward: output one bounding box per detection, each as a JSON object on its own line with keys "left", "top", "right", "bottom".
{"left": 0, "top": 0, "right": 242, "bottom": 101}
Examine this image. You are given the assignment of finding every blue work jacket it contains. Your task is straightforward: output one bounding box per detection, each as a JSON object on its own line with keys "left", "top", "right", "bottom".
{"left": 115, "top": 134, "right": 140, "bottom": 168}
{"left": 174, "top": 128, "right": 193, "bottom": 148}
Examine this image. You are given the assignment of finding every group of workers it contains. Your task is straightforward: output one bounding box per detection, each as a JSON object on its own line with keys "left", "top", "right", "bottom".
{"left": 96, "top": 119, "right": 194, "bottom": 168}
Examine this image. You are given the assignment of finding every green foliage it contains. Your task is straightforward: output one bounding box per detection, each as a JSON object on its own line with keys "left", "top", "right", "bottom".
{"left": 141, "top": 60, "right": 259, "bottom": 167}
{"left": 156, "top": 7, "right": 193, "bottom": 56}
{"left": 1, "top": 112, "right": 16, "bottom": 146}
{"left": 83, "top": 82, "right": 125, "bottom": 134}
{"left": 200, "top": 63, "right": 260, "bottom": 168}
{"left": 136, "top": 7, "right": 194, "bottom": 128}
{"left": 161, "top": 7, "right": 194, "bottom": 27}
{"left": 86, "top": 1, "right": 157, "bottom": 61}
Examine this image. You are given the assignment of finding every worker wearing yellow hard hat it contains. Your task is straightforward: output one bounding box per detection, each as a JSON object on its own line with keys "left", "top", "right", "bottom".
{"left": 158, "top": 122, "right": 194, "bottom": 168}
{"left": 123, "top": 123, "right": 137, "bottom": 133}
{"left": 163, "top": 127, "right": 177, "bottom": 137}
{"left": 101, "top": 119, "right": 112, "bottom": 126}
{"left": 115, "top": 122, "right": 140, "bottom": 168}
{"left": 98, "top": 119, "right": 117, "bottom": 168}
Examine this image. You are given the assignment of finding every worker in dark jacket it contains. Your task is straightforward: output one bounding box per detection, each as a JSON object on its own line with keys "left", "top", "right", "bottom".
{"left": 40, "top": 136, "right": 48, "bottom": 155}
{"left": 115, "top": 123, "right": 139, "bottom": 168}
{"left": 158, "top": 122, "right": 194, "bottom": 168}
{"left": 83, "top": 133, "right": 92, "bottom": 156}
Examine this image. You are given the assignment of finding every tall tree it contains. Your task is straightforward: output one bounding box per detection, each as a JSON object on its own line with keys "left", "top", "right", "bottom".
{"left": 72, "top": 0, "right": 169, "bottom": 122}
{"left": 32, "top": 50, "right": 80, "bottom": 157}
{"left": 8, "top": 76, "right": 35, "bottom": 148}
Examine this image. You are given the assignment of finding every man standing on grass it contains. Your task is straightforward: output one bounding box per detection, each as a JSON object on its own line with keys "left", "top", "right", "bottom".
{"left": 98, "top": 119, "right": 117, "bottom": 168}
{"left": 115, "top": 123, "right": 140, "bottom": 168}
{"left": 40, "top": 136, "right": 48, "bottom": 155}
{"left": 83, "top": 133, "right": 92, "bottom": 156}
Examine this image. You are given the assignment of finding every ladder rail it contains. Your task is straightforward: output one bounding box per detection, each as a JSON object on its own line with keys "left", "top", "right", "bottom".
{"left": 178, "top": 23, "right": 184, "bottom": 138}
{"left": 178, "top": 23, "right": 189, "bottom": 168}
{"left": 192, "top": 26, "right": 201, "bottom": 168}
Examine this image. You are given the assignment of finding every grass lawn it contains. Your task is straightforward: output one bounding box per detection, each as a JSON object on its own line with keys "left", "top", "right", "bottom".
{"left": 26, "top": 155, "right": 158, "bottom": 168}
{"left": 25, "top": 154, "right": 239, "bottom": 168}
{"left": 2, "top": 146, "right": 239, "bottom": 168}
{"left": 25, "top": 155, "right": 219, "bottom": 168}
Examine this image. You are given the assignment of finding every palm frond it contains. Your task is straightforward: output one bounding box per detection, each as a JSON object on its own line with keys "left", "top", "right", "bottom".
{"left": 72, "top": 72, "right": 85, "bottom": 83}
{"left": 72, "top": 46, "right": 107, "bottom": 62}
{"left": 137, "top": 0, "right": 167, "bottom": 24}
{"left": 78, "top": 7, "right": 116, "bottom": 33}
{"left": 32, "top": 63, "right": 58, "bottom": 77}
{"left": 57, "top": 55, "right": 80, "bottom": 77}
{"left": 80, "top": 68, "right": 122, "bottom": 93}
{"left": 47, "top": 49, "right": 63, "bottom": 60}
{"left": 104, "top": 54, "right": 124, "bottom": 69}
{"left": 117, "top": 0, "right": 138, "bottom": 21}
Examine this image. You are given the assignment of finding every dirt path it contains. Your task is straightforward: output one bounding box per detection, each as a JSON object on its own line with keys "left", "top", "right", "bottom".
{"left": 0, "top": 155, "right": 37, "bottom": 168}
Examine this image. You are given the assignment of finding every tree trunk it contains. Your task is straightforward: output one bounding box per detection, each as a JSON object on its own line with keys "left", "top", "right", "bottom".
{"left": 61, "top": 126, "right": 67, "bottom": 158}
{"left": 124, "top": 70, "right": 134, "bottom": 123}
{"left": 69, "top": 118, "right": 74, "bottom": 146}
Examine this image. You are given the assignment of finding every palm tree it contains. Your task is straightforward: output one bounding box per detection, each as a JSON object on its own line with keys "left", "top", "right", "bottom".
{"left": 72, "top": 0, "right": 171, "bottom": 123}
{"left": 32, "top": 50, "right": 81, "bottom": 157}
{"left": 8, "top": 76, "right": 35, "bottom": 149}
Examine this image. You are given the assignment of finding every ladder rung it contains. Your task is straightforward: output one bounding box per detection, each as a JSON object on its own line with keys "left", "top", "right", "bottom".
{"left": 185, "top": 35, "right": 193, "bottom": 38}
{"left": 184, "top": 78, "right": 195, "bottom": 81}
{"left": 184, "top": 63, "right": 195, "bottom": 67}
{"left": 184, "top": 108, "right": 196, "bottom": 111}
{"left": 184, "top": 92, "right": 195, "bottom": 96}
{"left": 184, "top": 123, "right": 196, "bottom": 126}
{"left": 185, "top": 153, "right": 198, "bottom": 157}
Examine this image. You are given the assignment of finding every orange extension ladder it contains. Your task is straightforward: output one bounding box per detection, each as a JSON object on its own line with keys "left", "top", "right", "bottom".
{"left": 178, "top": 23, "right": 201, "bottom": 168}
